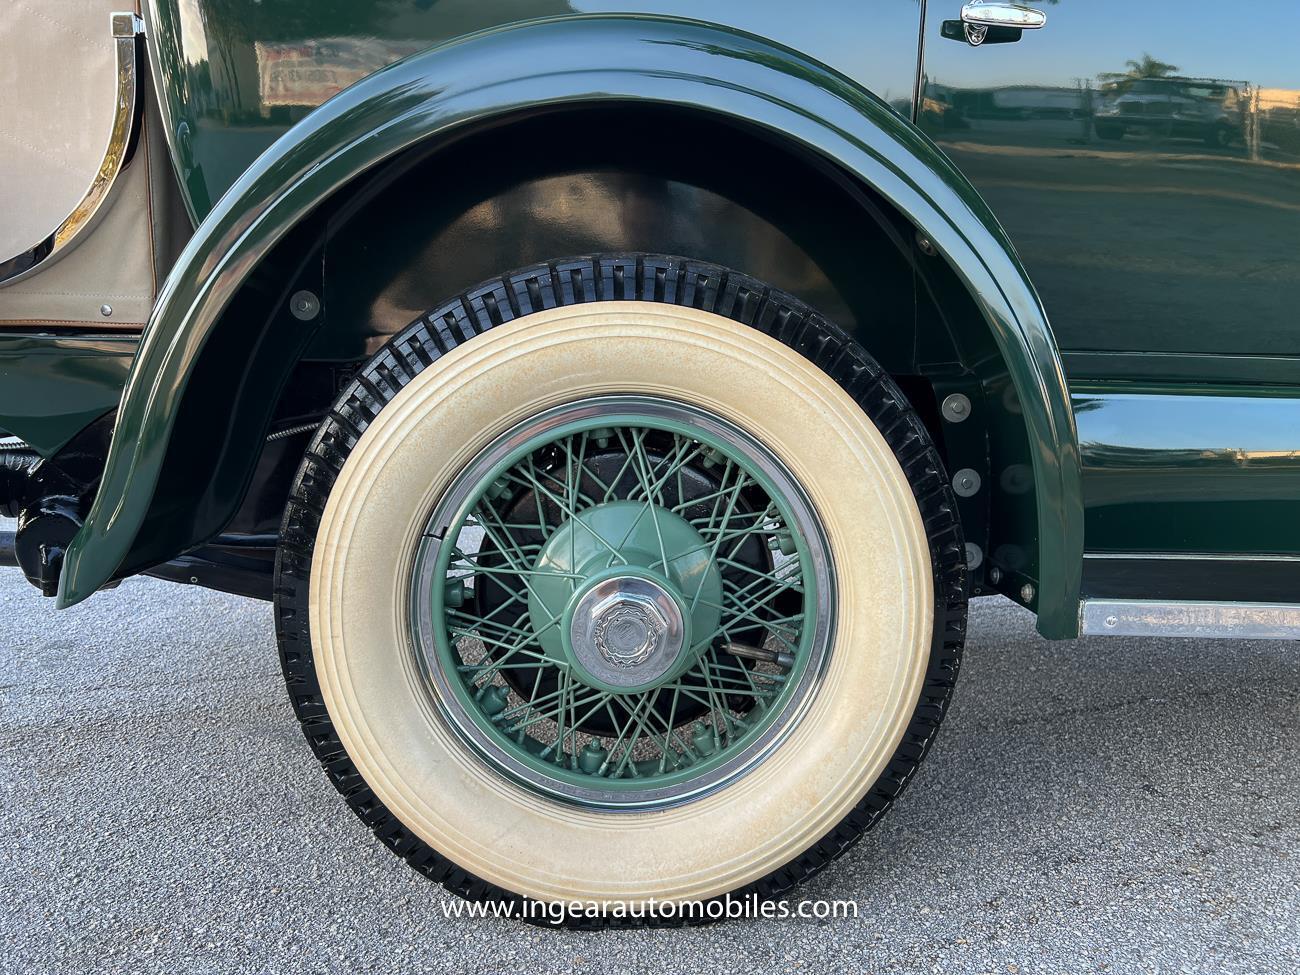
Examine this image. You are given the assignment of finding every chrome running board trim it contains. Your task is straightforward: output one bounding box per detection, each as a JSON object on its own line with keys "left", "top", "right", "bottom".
{"left": 1081, "top": 599, "right": 1300, "bottom": 640}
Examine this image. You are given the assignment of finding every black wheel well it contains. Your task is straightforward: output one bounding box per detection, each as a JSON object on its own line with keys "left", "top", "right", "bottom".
{"left": 144, "top": 103, "right": 1010, "bottom": 591}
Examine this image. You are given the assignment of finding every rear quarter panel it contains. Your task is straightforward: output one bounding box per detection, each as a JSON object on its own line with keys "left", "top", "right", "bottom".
{"left": 148, "top": 0, "right": 922, "bottom": 219}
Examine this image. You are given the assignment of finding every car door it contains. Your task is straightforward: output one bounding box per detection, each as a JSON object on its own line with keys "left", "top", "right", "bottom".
{"left": 918, "top": 0, "right": 1300, "bottom": 375}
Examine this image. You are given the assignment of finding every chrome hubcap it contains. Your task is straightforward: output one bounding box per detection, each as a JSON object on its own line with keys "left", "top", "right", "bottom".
{"left": 568, "top": 573, "right": 686, "bottom": 690}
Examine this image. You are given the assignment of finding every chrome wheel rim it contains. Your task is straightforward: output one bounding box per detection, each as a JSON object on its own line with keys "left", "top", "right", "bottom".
{"left": 409, "top": 395, "right": 836, "bottom": 808}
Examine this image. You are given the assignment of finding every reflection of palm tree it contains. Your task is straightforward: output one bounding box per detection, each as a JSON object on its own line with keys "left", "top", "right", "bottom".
{"left": 1099, "top": 53, "right": 1181, "bottom": 88}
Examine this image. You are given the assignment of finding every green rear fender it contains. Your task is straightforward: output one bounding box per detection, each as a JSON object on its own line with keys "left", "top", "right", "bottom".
{"left": 56, "top": 14, "right": 1083, "bottom": 638}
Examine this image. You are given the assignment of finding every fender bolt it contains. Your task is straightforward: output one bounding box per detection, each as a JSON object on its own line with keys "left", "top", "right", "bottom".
{"left": 952, "top": 468, "right": 981, "bottom": 497}
{"left": 941, "top": 393, "right": 972, "bottom": 422}
{"left": 290, "top": 290, "right": 321, "bottom": 321}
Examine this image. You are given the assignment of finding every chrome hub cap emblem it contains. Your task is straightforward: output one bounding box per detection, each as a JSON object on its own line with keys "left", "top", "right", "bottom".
{"left": 569, "top": 575, "right": 685, "bottom": 689}
{"left": 594, "top": 604, "right": 663, "bottom": 668}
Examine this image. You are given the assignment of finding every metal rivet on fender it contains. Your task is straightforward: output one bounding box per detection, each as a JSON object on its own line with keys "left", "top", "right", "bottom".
{"left": 99, "top": 304, "right": 113, "bottom": 317}
{"left": 952, "top": 468, "right": 981, "bottom": 497}
{"left": 989, "top": 567, "right": 1003, "bottom": 585}
{"left": 915, "top": 231, "right": 938, "bottom": 257}
{"left": 1021, "top": 583, "right": 1036, "bottom": 604}
{"left": 289, "top": 290, "right": 321, "bottom": 321}
{"left": 964, "top": 542, "right": 983, "bottom": 569}
{"left": 941, "top": 393, "right": 972, "bottom": 423}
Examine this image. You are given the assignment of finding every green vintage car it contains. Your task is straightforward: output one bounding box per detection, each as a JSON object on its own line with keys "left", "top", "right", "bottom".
{"left": 1, "top": 0, "right": 1297, "bottom": 922}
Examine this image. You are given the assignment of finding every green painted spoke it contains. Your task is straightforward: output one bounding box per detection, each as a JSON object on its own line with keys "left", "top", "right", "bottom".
{"left": 456, "top": 660, "right": 554, "bottom": 674}
{"left": 625, "top": 429, "right": 702, "bottom": 507}
{"left": 464, "top": 514, "right": 536, "bottom": 575}
{"left": 688, "top": 506, "right": 771, "bottom": 530}
{"left": 447, "top": 607, "right": 532, "bottom": 640}
{"left": 504, "top": 470, "right": 630, "bottom": 566}
{"left": 450, "top": 587, "right": 528, "bottom": 629}
{"left": 519, "top": 455, "right": 599, "bottom": 513}
{"left": 524, "top": 454, "right": 550, "bottom": 533}
{"left": 701, "top": 611, "right": 806, "bottom": 649}
{"left": 610, "top": 693, "right": 674, "bottom": 778}
{"left": 604, "top": 693, "right": 661, "bottom": 777}
{"left": 689, "top": 659, "right": 766, "bottom": 698}
{"left": 543, "top": 669, "right": 575, "bottom": 762}
{"left": 597, "top": 448, "right": 640, "bottom": 503}
{"left": 448, "top": 627, "right": 552, "bottom": 664}
{"left": 715, "top": 555, "right": 799, "bottom": 581}
{"left": 698, "top": 585, "right": 795, "bottom": 634}
{"left": 699, "top": 655, "right": 785, "bottom": 681}
{"left": 663, "top": 676, "right": 773, "bottom": 701}
{"left": 448, "top": 605, "right": 548, "bottom": 645}
{"left": 496, "top": 676, "right": 595, "bottom": 731}
{"left": 711, "top": 568, "right": 802, "bottom": 617}
{"left": 619, "top": 431, "right": 675, "bottom": 572}
{"left": 687, "top": 471, "right": 752, "bottom": 611}
{"left": 703, "top": 646, "right": 763, "bottom": 683}
{"left": 657, "top": 688, "right": 691, "bottom": 773}
{"left": 694, "top": 649, "right": 738, "bottom": 730}
{"left": 676, "top": 472, "right": 759, "bottom": 521}
{"left": 457, "top": 561, "right": 585, "bottom": 583}
{"left": 472, "top": 509, "right": 571, "bottom": 619}
{"left": 580, "top": 460, "right": 617, "bottom": 502}
{"left": 502, "top": 685, "right": 607, "bottom": 738}
{"left": 720, "top": 512, "right": 780, "bottom": 565}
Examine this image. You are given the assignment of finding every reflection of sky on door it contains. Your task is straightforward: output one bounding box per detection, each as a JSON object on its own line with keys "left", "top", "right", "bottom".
{"left": 577, "top": 0, "right": 924, "bottom": 109}
{"left": 925, "top": 0, "right": 1300, "bottom": 90}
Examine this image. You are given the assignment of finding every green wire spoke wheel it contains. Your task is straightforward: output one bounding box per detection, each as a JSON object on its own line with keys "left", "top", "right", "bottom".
{"left": 276, "top": 257, "right": 967, "bottom": 920}
{"left": 410, "top": 396, "right": 835, "bottom": 807}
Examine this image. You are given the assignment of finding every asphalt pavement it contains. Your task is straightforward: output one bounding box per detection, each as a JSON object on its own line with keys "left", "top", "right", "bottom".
{"left": 1, "top": 569, "right": 1296, "bottom": 974}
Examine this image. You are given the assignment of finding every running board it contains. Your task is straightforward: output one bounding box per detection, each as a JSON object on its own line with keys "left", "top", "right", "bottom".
{"left": 1081, "top": 599, "right": 1300, "bottom": 641}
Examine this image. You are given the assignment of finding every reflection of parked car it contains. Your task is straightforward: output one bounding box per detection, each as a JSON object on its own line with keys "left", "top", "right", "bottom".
{"left": 1095, "top": 77, "right": 1245, "bottom": 146}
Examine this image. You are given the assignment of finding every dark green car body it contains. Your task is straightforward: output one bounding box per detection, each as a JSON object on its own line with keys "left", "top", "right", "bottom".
{"left": 2, "top": 0, "right": 1297, "bottom": 640}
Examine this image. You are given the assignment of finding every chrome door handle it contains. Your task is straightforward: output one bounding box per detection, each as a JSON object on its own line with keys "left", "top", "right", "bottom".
{"left": 959, "top": 1, "right": 1046, "bottom": 45}
{"left": 961, "top": 1, "right": 1047, "bottom": 28}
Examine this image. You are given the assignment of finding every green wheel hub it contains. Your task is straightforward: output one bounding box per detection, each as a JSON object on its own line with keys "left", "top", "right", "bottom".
{"left": 410, "top": 396, "right": 835, "bottom": 808}
{"left": 527, "top": 499, "right": 722, "bottom": 693}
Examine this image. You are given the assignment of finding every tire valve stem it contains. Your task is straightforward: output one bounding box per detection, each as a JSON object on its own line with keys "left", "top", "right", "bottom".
{"left": 721, "top": 641, "right": 795, "bottom": 670}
